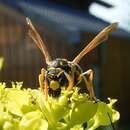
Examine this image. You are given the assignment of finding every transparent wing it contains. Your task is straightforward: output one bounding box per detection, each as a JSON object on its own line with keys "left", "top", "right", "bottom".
{"left": 26, "top": 17, "right": 52, "bottom": 64}
{"left": 72, "top": 22, "right": 118, "bottom": 64}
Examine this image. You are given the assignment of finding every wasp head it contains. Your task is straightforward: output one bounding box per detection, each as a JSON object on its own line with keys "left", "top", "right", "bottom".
{"left": 46, "top": 58, "right": 72, "bottom": 97}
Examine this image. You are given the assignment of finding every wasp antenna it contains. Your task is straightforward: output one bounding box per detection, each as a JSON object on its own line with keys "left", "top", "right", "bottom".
{"left": 26, "top": 17, "right": 52, "bottom": 64}
{"left": 72, "top": 22, "right": 118, "bottom": 64}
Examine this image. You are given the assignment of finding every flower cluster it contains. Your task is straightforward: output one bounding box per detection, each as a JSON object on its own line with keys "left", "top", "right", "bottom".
{"left": 0, "top": 82, "right": 120, "bottom": 130}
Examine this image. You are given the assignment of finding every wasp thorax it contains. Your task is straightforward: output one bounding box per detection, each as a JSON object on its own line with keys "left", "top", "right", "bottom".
{"left": 48, "top": 58, "right": 71, "bottom": 72}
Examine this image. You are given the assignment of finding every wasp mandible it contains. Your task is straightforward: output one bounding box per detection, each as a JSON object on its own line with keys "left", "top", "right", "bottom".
{"left": 26, "top": 18, "right": 118, "bottom": 100}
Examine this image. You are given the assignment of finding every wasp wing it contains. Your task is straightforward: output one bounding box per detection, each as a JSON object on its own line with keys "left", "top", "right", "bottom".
{"left": 72, "top": 22, "right": 118, "bottom": 64}
{"left": 26, "top": 17, "right": 51, "bottom": 64}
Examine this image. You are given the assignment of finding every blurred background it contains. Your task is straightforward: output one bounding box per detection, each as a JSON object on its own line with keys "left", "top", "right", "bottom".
{"left": 0, "top": 0, "right": 130, "bottom": 129}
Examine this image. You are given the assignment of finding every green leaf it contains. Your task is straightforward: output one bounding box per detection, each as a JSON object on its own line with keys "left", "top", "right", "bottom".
{"left": 86, "top": 98, "right": 120, "bottom": 130}
{"left": 38, "top": 91, "right": 70, "bottom": 127}
{"left": 68, "top": 100, "right": 98, "bottom": 128}
{"left": 0, "top": 112, "right": 13, "bottom": 129}
{"left": 70, "top": 124, "right": 84, "bottom": 130}
{"left": 3, "top": 121, "right": 13, "bottom": 130}
{"left": 19, "top": 110, "right": 48, "bottom": 130}
{"left": 6, "top": 89, "right": 29, "bottom": 116}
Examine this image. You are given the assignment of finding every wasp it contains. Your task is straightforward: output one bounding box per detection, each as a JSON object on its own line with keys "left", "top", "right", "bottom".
{"left": 26, "top": 18, "right": 118, "bottom": 100}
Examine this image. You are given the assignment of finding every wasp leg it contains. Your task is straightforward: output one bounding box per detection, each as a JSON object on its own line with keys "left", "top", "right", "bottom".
{"left": 39, "top": 68, "right": 45, "bottom": 92}
{"left": 44, "top": 77, "right": 48, "bottom": 101}
{"left": 82, "top": 69, "right": 96, "bottom": 99}
{"left": 64, "top": 72, "right": 74, "bottom": 91}
{"left": 39, "top": 68, "right": 48, "bottom": 100}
